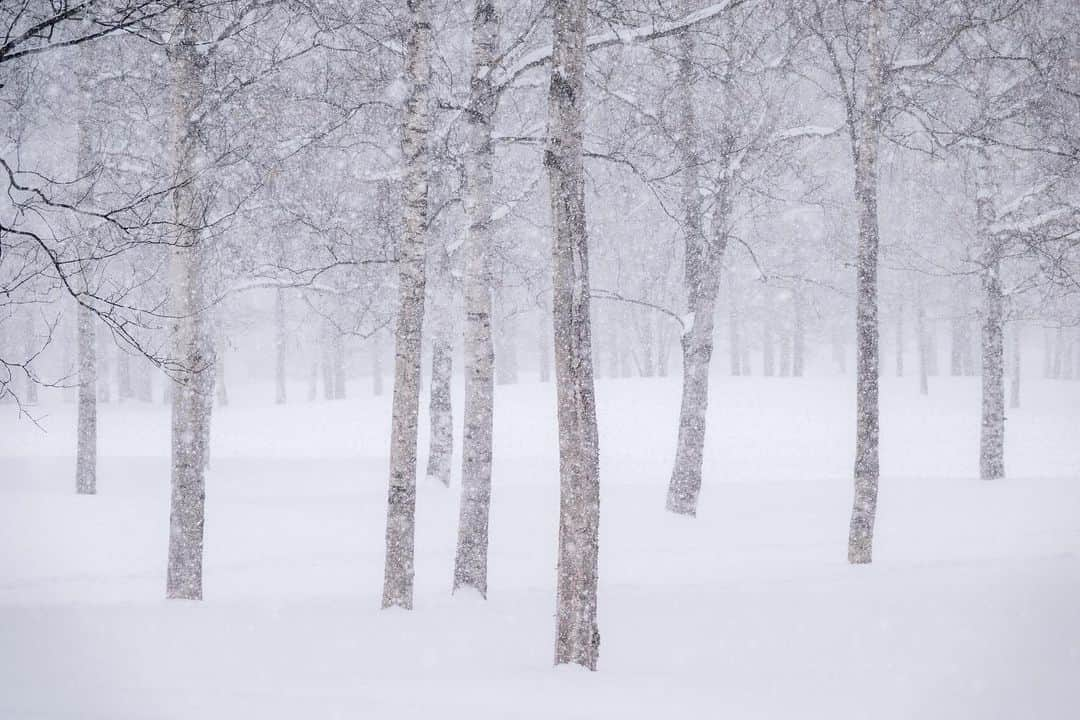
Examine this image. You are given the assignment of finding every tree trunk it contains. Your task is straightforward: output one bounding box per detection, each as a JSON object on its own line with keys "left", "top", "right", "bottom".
{"left": 548, "top": 0, "right": 600, "bottom": 670}
{"left": 666, "top": 28, "right": 727, "bottom": 517}
{"left": 275, "top": 288, "right": 287, "bottom": 404}
{"left": 762, "top": 305, "right": 776, "bottom": 377}
{"left": 381, "top": 0, "right": 432, "bottom": 611}
{"left": 847, "top": 0, "right": 883, "bottom": 565}
{"left": 950, "top": 312, "right": 964, "bottom": 377}
{"left": 495, "top": 311, "right": 519, "bottom": 384}
{"left": 76, "top": 304, "right": 97, "bottom": 495}
{"left": 332, "top": 331, "right": 346, "bottom": 399}
{"left": 779, "top": 321, "right": 792, "bottom": 377}
{"left": 975, "top": 147, "right": 1004, "bottom": 480}
{"left": 426, "top": 332, "right": 453, "bottom": 486}
{"left": 117, "top": 345, "right": 133, "bottom": 401}
{"left": 322, "top": 325, "right": 335, "bottom": 400}
{"left": 915, "top": 292, "right": 929, "bottom": 396}
{"left": 454, "top": 0, "right": 498, "bottom": 596}
{"left": 165, "top": 7, "right": 211, "bottom": 601}
{"left": 729, "top": 284, "right": 742, "bottom": 376}
{"left": 792, "top": 288, "right": 805, "bottom": 377}
{"left": 1043, "top": 328, "right": 1052, "bottom": 378}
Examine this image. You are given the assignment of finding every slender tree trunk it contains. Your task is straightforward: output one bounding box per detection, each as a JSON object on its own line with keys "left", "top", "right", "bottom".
{"left": 275, "top": 288, "right": 287, "bottom": 404}
{"left": 332, "top": 331, "right": 346, "bottom": 399}
{"left": 454, "top": 0, "right": 498, "bottom": 596}
{"left": 117, "top": 345, "right": 133, "bottom": 401}
{"left": 1043, "top": 328, "right": 1052, "bottom": 378}
{"left": 916, "top": 292, "right": 929, "bottom": 396}
{"left": 76, "top": 305, "right": 97, "bottom": 495}
{"left": 1009, "top": 321, "right": 1021, "bottom": 409}
{"left": 975, "top": 147, "right": 1004, "bottom": 480}
{"left": 779, "top": 321, "right": 792, "bottom": 377}
{"left": 762, "top": 305, "right": 776, "bottom": 377}
{"left": 548, "top": 0, "right": 600, "bottom": 670}
{"left": 847, "top": 0, "right": 883, "bottom": 565}
{"left": 666, "top": 29, "right": 727, "bottom": 517}
{"left": 165, "top": 5, "right": 211, "bottom": 600}
{"left": 792, "top": 288, "right": 805, "bottom": 377}
{"left": 381, "top": 0, "right": 433, "bottom": 610}
{"left": 729, "top": 283, "right": 742, "bottom": 376}
{"left": 322, "top": 325, "right": 335, "bottom": 400}
{"left": 495, "top": 311, "right": 519, "bottom": 384}
{"left": 950, "top": 311, "right": 964, "bottom": 377}
{"left": 426, "top": 332, "right": 453, "bottom": 486}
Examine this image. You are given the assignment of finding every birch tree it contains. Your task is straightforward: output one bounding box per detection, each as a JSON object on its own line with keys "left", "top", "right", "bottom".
{"left": 382, "top": 0, "right": 433, "bottom": 610}
{"left": 547, "top": 0, "right": 601, "bottom": 670}
{"left": 165, "top": 1, "right": 213, "bottom": 600}
{"left": 453, "top": 0, "right": 499, "bottom": 597}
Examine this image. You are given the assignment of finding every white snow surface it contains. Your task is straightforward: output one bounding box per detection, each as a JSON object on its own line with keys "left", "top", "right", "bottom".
{"left": 2, "top": 374, "right": 1079, "bottom": 719}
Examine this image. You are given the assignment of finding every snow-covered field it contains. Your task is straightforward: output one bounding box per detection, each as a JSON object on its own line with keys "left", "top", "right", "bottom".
{"left": 2, "top": 374, "right": 1079, "bottom": 719}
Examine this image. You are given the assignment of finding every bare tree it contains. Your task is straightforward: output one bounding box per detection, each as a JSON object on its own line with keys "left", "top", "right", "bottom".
{"left": 547, "top": 0, "right": 601, "bottom": 670}
{"left": 382, "top": 0, "right": 433, "bottom": 611}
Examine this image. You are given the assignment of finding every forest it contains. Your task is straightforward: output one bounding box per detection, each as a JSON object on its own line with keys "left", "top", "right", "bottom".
{"left": 1, "top": 0, "right": 1078, "bottom": 717}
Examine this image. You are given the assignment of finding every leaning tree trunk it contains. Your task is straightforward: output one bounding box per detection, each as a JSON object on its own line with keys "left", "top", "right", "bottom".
{"left": 548, "top": 0, "right": 600, "bottom": 670}
{"left": 165, "top": 5, "right": 212, "bottom": 601}
{"left": 76, "top": 305, "right": 97, "bottom": 495}
{"left": 976, "top": 146, "right": 1005, "bottom": 481}
{"left": 381, "top": 0, "right": 433, "bottom": 611}
{"left": 666, "top": 29, "right": 727, "bottom": 517}
{"left": 847, "top": 0, "right": 883, "bottom": 565}
{"left": 453, "top": 0, "right": 498, "bottom": 596}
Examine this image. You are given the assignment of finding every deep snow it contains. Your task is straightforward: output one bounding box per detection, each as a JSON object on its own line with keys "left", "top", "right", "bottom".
{"left": 1, "top": 373, "right": 1078, "bottom": 719}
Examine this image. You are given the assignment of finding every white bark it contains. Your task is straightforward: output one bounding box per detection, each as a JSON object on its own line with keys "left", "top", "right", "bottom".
{"left": 425, "top": 330, "right": 453, "bottom": 486}
{"left": 793, "top": 288, "right": 805, "bottom": 377}
{"left": 76, "top": 304, "right": 97, "bottom": 495}
{"left": 165, "top": 4, "right": 212, "bottom": 601}
{"left": 454, "top": 0, "right": 498, "bottom": 596}
{"left": 548, "top": 0, "right": 600, "bottom": 670}
{"left": 976, "top": 146, "right": 1005, "bottom": 480}
{"left": 666, "top": 28, "right": 728, "bottom": 517}
{"left": 847, "top": 0, "right": 884, "bottom": 565}
{"left": 381, "top": 0, "right": 433, "bottom": 610}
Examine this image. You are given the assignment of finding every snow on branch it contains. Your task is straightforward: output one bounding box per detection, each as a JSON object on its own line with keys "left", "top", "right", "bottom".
{"left": 495, "top": 0, "right": 753, "bottom": 91}
{"left": 991, "top": 207, "right": 1075, "bottom": 236}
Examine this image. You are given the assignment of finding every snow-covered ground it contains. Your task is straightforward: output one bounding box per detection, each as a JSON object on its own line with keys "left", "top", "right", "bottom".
{"left": 2, "top": 374, "right": 1078, "bottom": 719}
